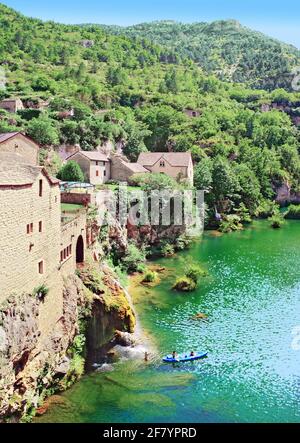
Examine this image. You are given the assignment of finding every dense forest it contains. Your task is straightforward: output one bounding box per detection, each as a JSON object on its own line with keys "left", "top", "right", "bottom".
{"left": 1, "top": 3, "right": 300, "bottom": 224}
{"left": 100, "top": 19, "right": 300, "bottom": 91}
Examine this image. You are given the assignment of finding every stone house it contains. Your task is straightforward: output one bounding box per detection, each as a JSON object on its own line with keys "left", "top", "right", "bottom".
{"left": 110, "top": 154, "right": 149, "bottom": 182}
{"left": 0, "top": 132, "right": 39, "bottom": 166}
{"left": 0, "top": 98, "right": 24, "bottom": 113}
{"left": 0, "top": 156, "right": 87, "bottom": 334}
{"left": 65, "top": 150, "right": 111, "bottom": 185}
{"left": 137, "top": 152, "right": 194, "bottom": 185}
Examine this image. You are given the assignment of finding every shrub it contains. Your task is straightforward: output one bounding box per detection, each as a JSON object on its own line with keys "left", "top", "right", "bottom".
{"left": 161, "top": 242, "right": 175, "bottom": 257}
{"left": 185, "top": 263, "right": 207, "bottom": 284}
{"left": 255, "top": 200, "right": 279, "bottom": 218}
{"left": 173, "top": 260, "right": 207, "bottom": 292}
{"left": 33, "top": 284, "right": 49, "bottom": 301}
{"left": 174, "top": 235, "right": 192, "bottom": 251}
{"left": 142, "top": 269, "right": 158, "bottom": 283}
{"left": 219, "top": 214, "right": 243, "bottom": 233}
{"left": 173, "top": 277, "right": 196, "bottom": 292}
{"left": 121, "top": 242, "right": 146, "bottom": 273}
{"left": 57, "top": 160, "right": 85, "bottom": 182}
{"left": 269, "top": 213, "right": 285, "bottom": 229}
{"left": 285, "top": 204, "right": 300, "bottom": 219}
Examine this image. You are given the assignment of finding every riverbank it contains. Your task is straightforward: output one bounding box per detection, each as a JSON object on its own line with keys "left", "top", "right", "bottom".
{"left": 34, "top": 220, "right": 300, "bottom": 423}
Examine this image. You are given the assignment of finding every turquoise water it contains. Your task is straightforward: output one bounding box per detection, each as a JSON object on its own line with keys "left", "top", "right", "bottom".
{"left": 36, "top": 221, "right": 300, "bottom": 423}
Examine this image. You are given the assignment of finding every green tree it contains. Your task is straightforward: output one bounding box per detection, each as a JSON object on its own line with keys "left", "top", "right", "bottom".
{"left": 27, "top": 118, "right": 59, "bottom": 146}
{"left": 57, "top": 161, "right": 85, "bottom": 182}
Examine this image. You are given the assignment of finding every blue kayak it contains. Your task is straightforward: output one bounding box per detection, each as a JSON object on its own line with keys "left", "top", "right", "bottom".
{"left": 163, "top": 351, "right": 208, "bottom": 363}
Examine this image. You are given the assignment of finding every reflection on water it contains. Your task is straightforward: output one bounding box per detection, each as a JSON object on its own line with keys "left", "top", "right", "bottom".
{"left": 36, "top": 221, "right": 300, "bottom": 423}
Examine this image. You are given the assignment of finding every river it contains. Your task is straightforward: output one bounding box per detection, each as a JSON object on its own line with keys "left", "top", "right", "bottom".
{"left": 35, "top": 220, "right": 300, "bottom": 423}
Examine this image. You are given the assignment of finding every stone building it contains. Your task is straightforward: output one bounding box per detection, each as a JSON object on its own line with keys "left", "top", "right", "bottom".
{"left": 0, "top": 155, "right": 87, "bottom": 334}
{"left": 65, "top": 150, "right": 111, "bottom": 185}
{"left": 137, "top": 152, "right": 194, "bottom": 185}
{"left": 0, "top": 132, "right": 39, "bottom": 166}
{"left": 110, "top": 154, "right": 148, "bottom": 182}
{"left": 0, "top": 98, "right": 24, "bottom": 113}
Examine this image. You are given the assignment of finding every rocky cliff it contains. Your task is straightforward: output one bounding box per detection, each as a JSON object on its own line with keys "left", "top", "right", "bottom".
{"left": 0, "top": 260, "right": 135, "bottom": 422}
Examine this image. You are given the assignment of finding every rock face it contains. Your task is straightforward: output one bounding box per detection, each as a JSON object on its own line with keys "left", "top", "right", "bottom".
{"left": 0, "top": 275, "right": 84, "bottom": 421}
{"left": 0, "top": 265, "right": 135, "bottom": 422}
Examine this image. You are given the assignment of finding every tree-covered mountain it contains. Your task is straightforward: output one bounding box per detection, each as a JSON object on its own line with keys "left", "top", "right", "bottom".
{"left": 100, "top": 19, "right": 300, "bottom": 90}
{"left": 1, "top": 3, "right": 300, "bottom": 223}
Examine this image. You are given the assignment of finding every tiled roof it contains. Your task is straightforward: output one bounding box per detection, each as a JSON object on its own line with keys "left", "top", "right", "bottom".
{"left": 0, "top": 132, "right": 39, "bottom": 147}
{"left": 124, "top": 162, "right": 149, "bottom": 173}
{"left": 66, "top": 150, "right": 109, "bottom": 162}
{"left": 0, "top": 156, "right": 59, "bottom": 186}
{"left": 137, "top": 152, "right": 192, "bottom": 167}
{"left": 0, "top": 162, "right": 42, "bottom": 185}
{"left": 0, "top": 132, "right": 20, "bottom": 144}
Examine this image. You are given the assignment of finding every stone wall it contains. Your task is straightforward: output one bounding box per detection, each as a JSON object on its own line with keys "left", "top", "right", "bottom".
{"left": 110, "top": 155, "right": 135, "bottom": 182}
{"left": 61, "top": 192, "right": 91, "bottom": 206}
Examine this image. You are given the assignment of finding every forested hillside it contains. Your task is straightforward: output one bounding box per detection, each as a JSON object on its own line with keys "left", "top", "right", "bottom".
{"left": 1, "top": 3, "right": 300, "bottom": 221}
{"left": 101, "top": 19, "right": 300, "bottom": 90}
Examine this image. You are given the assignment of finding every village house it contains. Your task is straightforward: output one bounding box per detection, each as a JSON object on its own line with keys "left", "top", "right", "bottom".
{"left": 137, "top": 152, "right": 194, "bottom": 185}
{"left": 65, "top": 148, "right": 194, "bottom": 186}
{"left": 65, "top": 150, "right": 111, "bottom": 185}
{"left": 0, "top": 98, "right": 24, "bottom": 113}
{"left": 0, "top": 135, "right": 87, "bottom": 334}
{"left": 0, "top": 132, "right": 40, "bottom": 166}
{"left": 0, "top": 156, "right": 87, "bottom": 332}
{"left": 110, "top": 154, "right": 149, "bottom": 182}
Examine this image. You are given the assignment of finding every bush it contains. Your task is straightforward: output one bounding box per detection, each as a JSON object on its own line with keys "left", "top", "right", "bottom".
{"left": 269, "top": 213, "right": 285, "bottom": 228}
{"left": 142, "top": 269, "right": 158, "bottom": 283}
{"left": 173, "top": 277, "right": 196, "bottom": 292}
{"left": 185, "top": 263, "right": 207, "bottom": 284}
{"left": 121, "top": 242, "right": 146, "bottom": 273}
{"left": 285, "top": 204, "right": 300, "bottom": 219}
{"left": 172, "top": 260, "right": 207, "bottom": 292}
{"left": 161, "top": 242, "right": 175, "bottom": 257}
{"left": 33, "top": 284, "right": 49, "bottom": 301}
{"left": 255, "top": 200, "right": 279, "bottom": 218}
{"left": 219, "top": 214, "right": 243, "bottom": 233}
{"left": 57, "top": 161, "right": 85, "bottom": 182}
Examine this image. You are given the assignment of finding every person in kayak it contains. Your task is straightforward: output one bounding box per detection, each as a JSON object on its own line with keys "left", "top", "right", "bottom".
{"left": 190, "top": 351, "right": 195, "bottom": 357}
{"left": 172, "top": 351, "right": 177, "bottom": 359}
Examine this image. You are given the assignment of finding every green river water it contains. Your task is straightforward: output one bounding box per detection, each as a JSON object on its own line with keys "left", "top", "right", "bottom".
{"left": 36, "top": 221, "right": 300, "bottom": 423}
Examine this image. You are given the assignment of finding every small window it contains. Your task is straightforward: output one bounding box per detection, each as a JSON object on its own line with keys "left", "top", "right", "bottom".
{"left": 159, "top": 160, "right": 165, "bottom": 167}
{"left": 95, "top": 161, "right": 99, "bottom": 166}
{"left": 96, "top": 170, "right": 99, "bottom": 177}
{"left": 38, "top": 261, "right": 44, "bottom": 274}
{"left": 39, "top": 221, "right": 43, "bottom": 233}
{"left": 104, "top": 170, "right": 106, "bottom": 177}
{"left": 60, "top": 251, "right": 64, "bottom": 262}
{"left": 27, "top": 223, "right": 33, "bottom": 234}
{"left": 39, "top": 179, "right": 43, "bottom": 197}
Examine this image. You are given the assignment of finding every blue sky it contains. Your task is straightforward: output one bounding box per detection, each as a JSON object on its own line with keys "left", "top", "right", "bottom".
{"left": 3, "top": 0, "right": 300, "bottom": 48}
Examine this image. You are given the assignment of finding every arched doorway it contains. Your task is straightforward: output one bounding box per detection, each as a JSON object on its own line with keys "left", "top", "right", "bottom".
{"left": 76, "top": 235, "right": 84, "bottom": 263}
